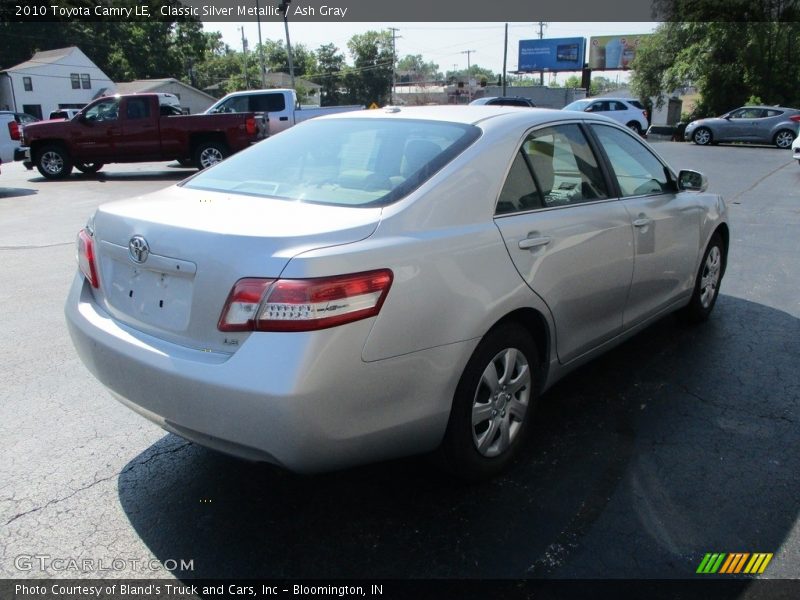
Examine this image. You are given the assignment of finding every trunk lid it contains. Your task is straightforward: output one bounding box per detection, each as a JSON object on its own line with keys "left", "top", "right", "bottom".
{"left": 91, "top": 185, "right": 381, "bottom": 352}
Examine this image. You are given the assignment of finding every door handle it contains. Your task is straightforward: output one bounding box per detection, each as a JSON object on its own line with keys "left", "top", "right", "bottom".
{"left": 279, "top": 116, "right": 289, "bottom": 121}
{"left": 633, "top": 217, "right": 652, "bottom": 228}
{"left": 518, "top": 235, "right": 551, "bottom": 250}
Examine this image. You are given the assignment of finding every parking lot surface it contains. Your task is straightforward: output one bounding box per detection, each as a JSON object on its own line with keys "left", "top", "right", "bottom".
{"left": 1, "top": 144, "right": 798, "bottom": 579}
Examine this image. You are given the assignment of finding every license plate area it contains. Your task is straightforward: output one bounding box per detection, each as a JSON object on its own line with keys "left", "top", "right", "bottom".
{"left": 100, "top": 242, "right": 196, "bottom": 331}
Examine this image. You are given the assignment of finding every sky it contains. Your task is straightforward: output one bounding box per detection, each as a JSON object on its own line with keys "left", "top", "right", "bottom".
{"left": 210, "top": 21, "right": 659, "bottom": 84}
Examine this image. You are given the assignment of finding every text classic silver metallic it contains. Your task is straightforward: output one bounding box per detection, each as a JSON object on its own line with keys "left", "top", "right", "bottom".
{"left": 66, "top": 106, "right": 729, "bottom": 479}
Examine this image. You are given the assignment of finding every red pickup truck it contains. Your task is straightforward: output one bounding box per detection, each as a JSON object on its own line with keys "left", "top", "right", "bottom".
{"left": 19, "top": 94, "right": 258, "bottom": 179}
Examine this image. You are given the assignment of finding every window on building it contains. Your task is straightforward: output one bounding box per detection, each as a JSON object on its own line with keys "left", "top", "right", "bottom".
{"left": 23, "top": 77, "right": 33, "bottom": 91}
{"left": 71, "top": 74, "right": 80, "bottom": 89}
{"left": 81, "top": 74, "right": 91, "bottom": 89}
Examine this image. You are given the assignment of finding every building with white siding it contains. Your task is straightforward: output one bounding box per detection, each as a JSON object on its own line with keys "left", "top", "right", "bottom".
{"left": 115, "top": 78, "right": 217, "bottom": 115}
{"left": 0, "top": 47, "right": 115, "bottom": 119}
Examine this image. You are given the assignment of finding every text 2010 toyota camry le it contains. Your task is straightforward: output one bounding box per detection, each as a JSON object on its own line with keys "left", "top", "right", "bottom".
{"left": 66, "top": 106, "right": 728, "bottom": 479}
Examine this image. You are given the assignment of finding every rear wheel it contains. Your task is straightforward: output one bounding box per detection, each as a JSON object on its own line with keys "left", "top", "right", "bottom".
{"left": 194, "top": 141, "right": 228, "bottom": 170}
{"left": 774, "top": 129, "right": 795, "bottom": 149}
{"left": 680, "top": 233, "right": 725, "bottom": 322}
{"left": 626, "top": 121, "right": 643, "bottom": 135}
{"left": 439, "top": 322, "right": 539, "bottom": 480}
{"left": 693, "top": 127, "right": 713, "bottom": 146}
{"left": 35, "top": 144, "right": 73, "bottom": 179}
{"left": 75, "top": 162, "right": 104, "bottom": 174}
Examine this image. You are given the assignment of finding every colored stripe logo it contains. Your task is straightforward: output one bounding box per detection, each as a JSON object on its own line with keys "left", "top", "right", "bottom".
{"left": 696, "top": 553, "right": 773, "bottom": 574}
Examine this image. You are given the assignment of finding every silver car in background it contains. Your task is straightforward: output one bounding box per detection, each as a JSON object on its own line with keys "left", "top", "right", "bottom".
{"left": 685, "top": 105, "right": 800, "bottom": 148}
{"left": 66, "top": 107, "right": 729, "bottom": 479}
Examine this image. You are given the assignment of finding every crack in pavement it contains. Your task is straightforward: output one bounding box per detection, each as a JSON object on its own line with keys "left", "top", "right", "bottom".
{"left": 4, "top": 441, "right": 192, "bottom": 526}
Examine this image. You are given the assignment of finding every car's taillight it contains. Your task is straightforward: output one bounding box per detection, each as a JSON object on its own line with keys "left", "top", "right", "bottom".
{"left": 245, "top": 117, "right": 256, "bottom": 136}
{"left": 8, "top": 120, "right": 20, "bottom": 141}
{"left": 790, "top": 115, "right": 800, "bottom": 123}
{"left": 218, "top": 269, "right": 393, "bottom": 332}
{"left": 76, "top": 228, "right": 99, "bottom": 288}
{"left": 643, "top": 110, "right": 649, "bottom": 120}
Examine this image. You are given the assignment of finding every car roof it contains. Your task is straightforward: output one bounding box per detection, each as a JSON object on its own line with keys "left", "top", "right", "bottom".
{"left": 314, "top": 105, "right": 614, "bottom": 130}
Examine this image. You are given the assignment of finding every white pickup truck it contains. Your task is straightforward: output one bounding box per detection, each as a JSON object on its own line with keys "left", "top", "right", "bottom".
{"left": 205, "top": 89, "right": 364, "bottom": 137}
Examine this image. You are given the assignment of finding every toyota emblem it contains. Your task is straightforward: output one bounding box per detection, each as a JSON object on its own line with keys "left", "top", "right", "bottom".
{"left": 128, "top": 235, "right": 150, "bottom": 264}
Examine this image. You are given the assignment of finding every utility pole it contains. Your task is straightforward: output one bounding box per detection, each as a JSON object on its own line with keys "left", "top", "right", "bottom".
{"left": 278, "top": 0, "right": 295, "bottom": 89}
{"left": 537, "top": 21, "right": 547, "bottom": 86}
{"left": 255, "top": 0, "right": 266, "bottom": 87}
{"left": 239, "top": 26, "right": 249, "bottom": 90}
{"left": 461, "top": 49, "right": 476, "bottom": 101}
{"left": 388, "top": 27, "right": 401, "bottom": 105}
{"left": 502, "top": 23, "right": 508, "bottom": 96}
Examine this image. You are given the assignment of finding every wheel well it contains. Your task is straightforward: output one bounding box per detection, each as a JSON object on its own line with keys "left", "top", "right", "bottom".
{"left": 490, "top": 308, "right": 551, "bottom": 388}
{"left": 30, "top": 139, "right": 67, "bottom": 157}
{"left": 713, "top": 223, "right": 730, "bottom": 277}
{"left": 190, "top": 133, "right": 228, "bottom": 153}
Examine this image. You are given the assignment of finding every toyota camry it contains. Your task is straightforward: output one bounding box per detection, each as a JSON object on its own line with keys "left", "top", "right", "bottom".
{"left": 66, "top": 106, "right": 729, "bottom": 479}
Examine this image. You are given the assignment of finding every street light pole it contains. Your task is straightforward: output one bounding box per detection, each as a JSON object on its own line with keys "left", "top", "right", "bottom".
{"left": 278, "top": 0, "right": 296, "bottom": 89}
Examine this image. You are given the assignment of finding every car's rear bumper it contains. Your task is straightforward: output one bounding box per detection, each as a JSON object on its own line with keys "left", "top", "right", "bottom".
{"left": 65, "top": 274, "right": 471, "bottom": 473}
{"left": 14, "top": 147, "right": 29, "bottom": 162}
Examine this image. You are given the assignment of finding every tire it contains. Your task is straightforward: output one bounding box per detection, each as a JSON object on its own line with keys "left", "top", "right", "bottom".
{"left": 74, "top": 162, "right": 104, "bottom": 174}
{"left": 626, "top": 121, "right": 643, "bottom": 135}
{"left": 693, "top": 127, "right": 713, "bottom": 146}
{"left": 194, "top": 141, "right": 228, "bottom": 170}
{"left": 773, "top": 129, "right": 795, "bottom": 149}
{"left": 438, "top": 322, "right": 540, "bottom": 481}
{"left": 680, "top": 232, "right": 725, "bottom": 323}
{"left": 35, "top": 144, "right": 73, "bottom": 179}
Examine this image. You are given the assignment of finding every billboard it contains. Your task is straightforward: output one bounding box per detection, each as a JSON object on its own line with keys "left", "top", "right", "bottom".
{"left": 588, "top": 34, "right": 651, "bottom": 70}
{"left": 518, "top": 37, "right": 586, "bottom": 72}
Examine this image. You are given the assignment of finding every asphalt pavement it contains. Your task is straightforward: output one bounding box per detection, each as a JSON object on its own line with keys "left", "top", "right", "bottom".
{"left": 0, "top": 144, "right": 798, "bottom": 581}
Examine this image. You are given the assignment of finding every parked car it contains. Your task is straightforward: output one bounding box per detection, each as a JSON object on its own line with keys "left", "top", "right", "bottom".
{"left": 48, "top": 109, "right": 83, "bottom": 121}
{"left": 684, "top": 106, "right": 800, "bottom": 148}
{"left": 470, "top": 96, "right": 537, "bottom": 107}
{"left": 66, "top": 107, "right": 728, "bottom": 479}
{"left": 0, "top": 111, "right": 39, "bottom": 165}
{"left": 206, "top": 88, "right": 363, "bottom": 136}
{"left": 18, "top": 93, "right": 259, "bottom": 178}
{"left": 793, "top": 134, "right": 800, "bottom": 166}
{"left": 563, "top": 98, "right": 649, "bottom": 134}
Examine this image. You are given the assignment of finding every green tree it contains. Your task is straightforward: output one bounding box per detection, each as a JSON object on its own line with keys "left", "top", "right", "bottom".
{"left": 344, "top": 30, "right": 393, "bottom": 106}
{"left": 397, "top": 54, "right": 442, "bottom": 83}
{"left": 313, "top": 43, "right": 346, "bottom": 106}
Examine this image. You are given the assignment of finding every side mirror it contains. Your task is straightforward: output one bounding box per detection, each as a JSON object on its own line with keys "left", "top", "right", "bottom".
{"left": 678, "top": 169, "right": 708, "bottom": 192}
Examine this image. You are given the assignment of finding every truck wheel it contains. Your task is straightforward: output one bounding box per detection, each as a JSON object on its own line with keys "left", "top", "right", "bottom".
{"left": 35, "top": 145, "right": 73, "bottom": 179}
{"left": 194, "top": 142, "right": 228, "bottom": 170}
{"left": 75, "top": 162, "right": 104, "bottom": 175}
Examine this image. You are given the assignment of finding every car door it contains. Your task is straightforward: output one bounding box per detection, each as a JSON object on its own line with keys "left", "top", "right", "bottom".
{"left": 727, "top": 107, "right": 765, "bottom": 140}
{"left": 120, "top": 97, "right": 160, "bottom": 160}
{"left": 74, "top": 97, "right": 121, "bottom": 160}
{"left": 493, "top": 122, "right": 634, "bottom": 363}
{"left": 251, "top": 92, "right": 292, "bottom": 135}
{"left": 589, "top": 123, "right": 701, "bottom": 328}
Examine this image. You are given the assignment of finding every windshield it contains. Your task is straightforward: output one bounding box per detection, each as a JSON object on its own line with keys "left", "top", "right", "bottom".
{"left": 183, "top": 118, "right": 481, "bottom": 207}
{"left": 563, "top": 100, "right": 591, "bottom": 111}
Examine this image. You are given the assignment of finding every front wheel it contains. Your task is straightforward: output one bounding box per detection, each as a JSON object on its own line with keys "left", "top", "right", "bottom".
{"left": 693, "top": 127, "right": 713, "bottom": 146}
{"left": 680, "top": 233, "right": 725, "bottom": 322}
{"left": 75, "top": 162, "right": 104, "bottom": 174}
{"left": 774, "top": 129, "right": 795, "bottom": 149}
{"left": 194, "top": 141, "right": 228, "bottom": 170}
{"left": 438, "top": 322, "right": 539, "bottom": 480}
{"left": 35, "top": 145, "right": 73, "bottom": 179}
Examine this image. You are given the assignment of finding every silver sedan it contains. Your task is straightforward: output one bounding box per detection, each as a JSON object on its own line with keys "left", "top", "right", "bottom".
{"left": 684, "top": 105, "right": 800, "bottom": 148}
{"left": 66, "top": 107, "right": 729, "bottom": 479}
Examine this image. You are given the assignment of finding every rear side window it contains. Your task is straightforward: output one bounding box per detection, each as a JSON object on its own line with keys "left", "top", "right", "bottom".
{"left": 125, "top": 98, "right": 151, "bottom": 120}
{"left": 521, "top": 124, "right": 608, "bottom": 207}
{"left": 592, "top": 124, "right": 671, "bottom": 197}
{"left": 249, "top": 94, "right": 286, "bottom": 112}
{"left": 496, "top": 151, "right": 542, "bottom": 214}
{"left": 184, "top": 118, "right": 481, "bottom": 207}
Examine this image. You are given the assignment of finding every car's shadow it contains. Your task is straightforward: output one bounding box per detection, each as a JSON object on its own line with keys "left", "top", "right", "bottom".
{"left": 28, "top": 170, "right": 195, "bottom": 184}
{"left": 117, "top": 295, "right": 799, "bottom": 579}
{"left": 0, "top": 187, "right": 37, "bottom": 198}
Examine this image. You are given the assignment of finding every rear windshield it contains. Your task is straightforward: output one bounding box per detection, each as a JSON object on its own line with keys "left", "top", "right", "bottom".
{"left": 183, "top": 118, "right": 481, "bottom": 207}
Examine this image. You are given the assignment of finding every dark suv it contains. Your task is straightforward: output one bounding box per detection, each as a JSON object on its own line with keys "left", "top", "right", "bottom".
{"left": 469, "top": 96, "right": 536, "bottom": 108}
